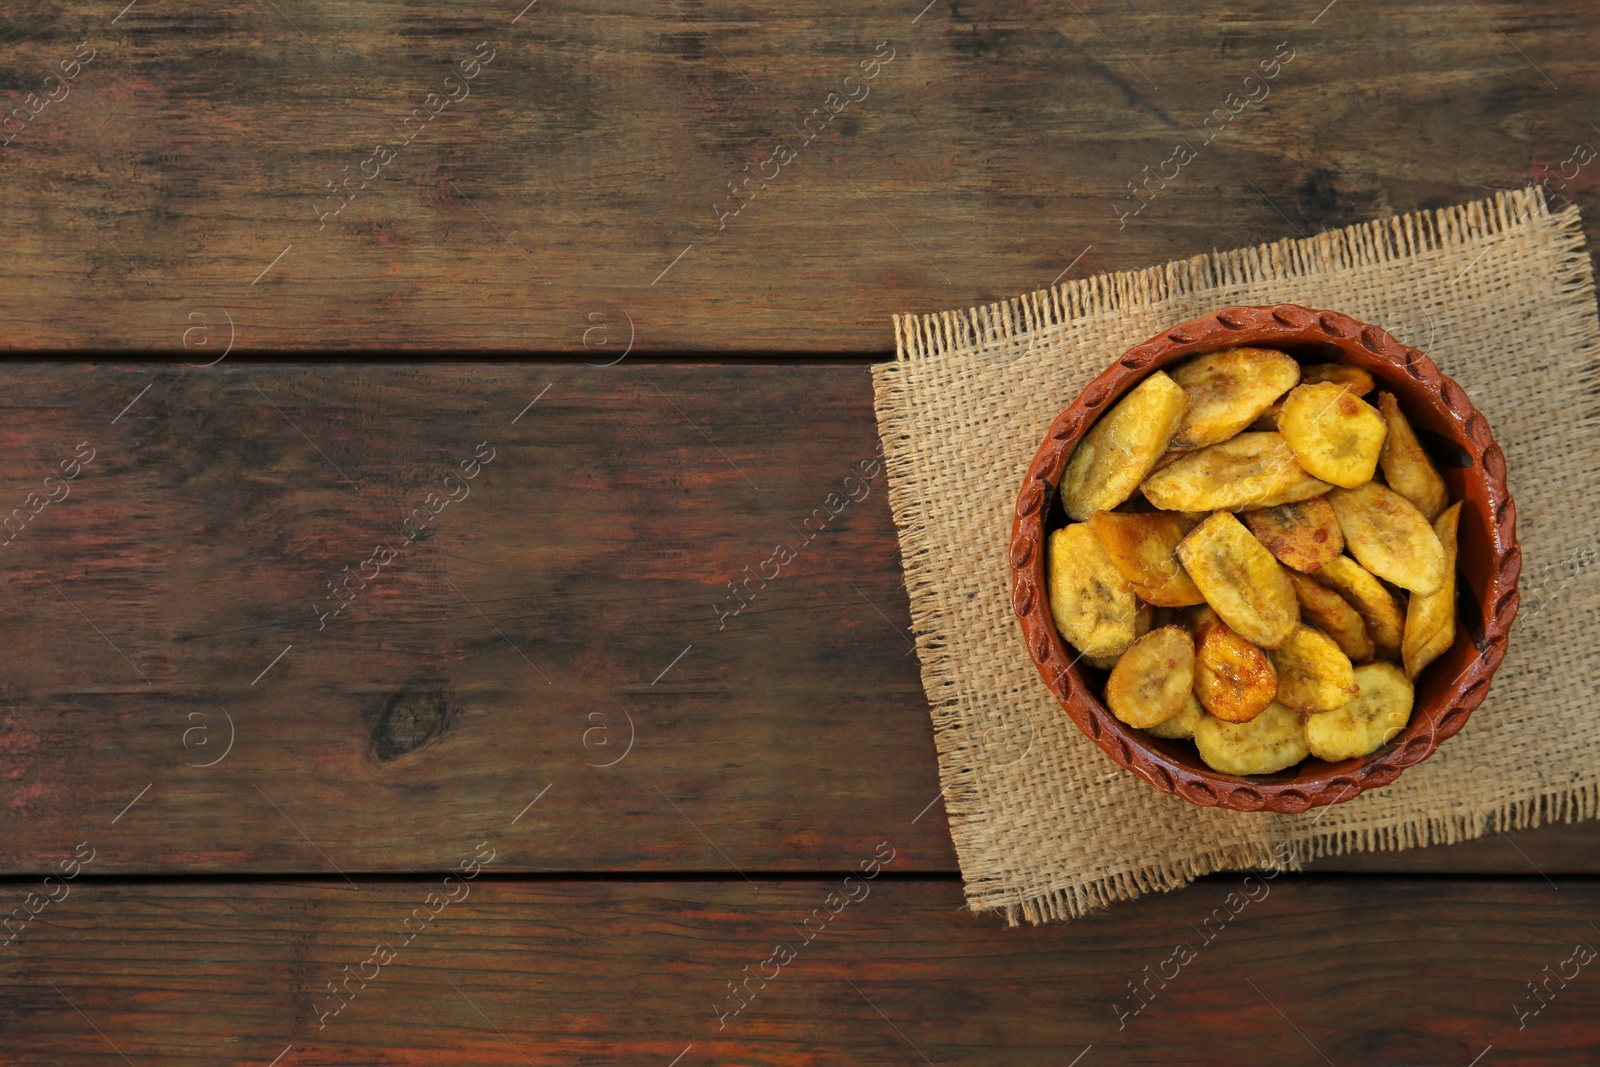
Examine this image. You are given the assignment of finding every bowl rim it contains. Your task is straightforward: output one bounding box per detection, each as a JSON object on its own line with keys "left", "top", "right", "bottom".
{"left": 1009, "top": 303, "right": 1522, "bottom": 813}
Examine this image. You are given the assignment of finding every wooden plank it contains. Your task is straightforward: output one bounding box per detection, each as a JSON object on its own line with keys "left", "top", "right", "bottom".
{"left": 3, "top": 361, "right": 1598, "bottom": 876}
{"left": 0, "top": 1, "right": 1595, "bottom": 350}
{"left": 4, "top": 877, "right": 1598, "bottom": 1064}
{"left": 0, "top": 362, "right": 949, "bottom": 873}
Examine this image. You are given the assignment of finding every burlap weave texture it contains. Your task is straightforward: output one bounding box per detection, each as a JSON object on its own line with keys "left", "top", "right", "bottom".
{"left": 873, "top": 188, "right": 1600, "bottom": 924}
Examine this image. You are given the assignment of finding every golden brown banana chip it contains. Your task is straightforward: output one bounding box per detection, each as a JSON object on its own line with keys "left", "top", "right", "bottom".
{"left": 1327, "top": 482, "right": 1447, "bottom": 595}
{"left": 1376, "top": 392, "right": 1450, "bottom": 521}
{"left": 1047, "top": 524, "right": 1142, "bottom": 660}
{"left": 1299, "top": 362, "right": 1376, "bottom": 396}
{"left": 1193, "top": 701, "right": 1310, "bottom": 776}
{"left": 1146, "top": 692, "right": 1205, "bottom": 739}
{"left": 1167, "top": 347, "right": 1302, "bottom": 450}
{"left": 1403, "top": 502, "right": 1461, "bottom": 678}
{"left": 1194, "top": 623, "right": 1278, "bottom": 723}
{"left": 1286, "top": 570, "right": 1375, "bottom": 663}
{"left": 1175, "top": 512, "right": 1300, "bottom": 649}
{"left": 1304, "top": 662, "right": 1413, "bottom": 761}
{"left": 1311, "top": 555, "right": 1405, "bottom": 662}
{"left": 1105, "top": 625, "right": 1196, "bottom": 729}
{"left": 1087, "top": 511, "right": 1206, "bottom": 607}
{"left": 1242, "top": 496, "right": 1346, "bottom": 574}
{"left": 1061, "top": 372, "right": 1190, "bottom": 521}
{"left": 1141, "top": 433, "right": 1334, "bottom": 513}
{"left": 1268, "top": 626, "right": 1358, "bottom": 713}
{"left": 1278, "top": 382, "right": 1388, "bottom": 489}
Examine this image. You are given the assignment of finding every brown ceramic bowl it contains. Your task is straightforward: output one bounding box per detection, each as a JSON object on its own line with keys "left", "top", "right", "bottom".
{"left": 1010, "top": 304, "right": 1521, "bottom": 813}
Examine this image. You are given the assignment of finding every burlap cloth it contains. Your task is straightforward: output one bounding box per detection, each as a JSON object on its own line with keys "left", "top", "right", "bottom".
{"left": 873, "top": 187, "right": 1600, "bottom": 925}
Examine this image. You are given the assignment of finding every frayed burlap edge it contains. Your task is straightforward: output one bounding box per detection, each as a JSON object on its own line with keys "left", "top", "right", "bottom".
{"left": 874, "top": 187, "right": 1600, "bottom": 925}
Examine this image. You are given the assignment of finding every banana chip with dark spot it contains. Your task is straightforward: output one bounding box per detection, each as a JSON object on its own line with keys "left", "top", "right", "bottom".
{"left": 1193, "top": 701, "right": 1310, "bottom": 776}
{"left": 1175, "top": 511, "right": 1300, "bottom": 649}
{"left": 1167, "top": 347, "right": 1301, "bottom": 450}
{"left": 1304, "top": 662, "right": 1413, "bottom": 761}
{"left": 1106, "top": 625, "right": 1196, "bottom": 729}
{"left": 1061, "top": 372, "right": 1190, "bottom": 521}
{"left": 1243, "top": 496, "right": 1345, "bottom": 573}
{"left": 1047, "top": 523, "right": 1142, "bottom": 660}
{"left": 1327, "top": 482, "right": 1447, "bottom": 595}
{"left": 1278, "top": 382, "right": 1388, "bottom": 489}
{"left": 1142, "top": 433, "right": 1333, "bottom": 513}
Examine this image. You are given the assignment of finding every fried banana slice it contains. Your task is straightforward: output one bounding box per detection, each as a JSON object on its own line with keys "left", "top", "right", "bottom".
{"left": 1304, "top": 662, "right": 1413, "bottom": 761}
{"left": 1087, "top": 511, "right": 1206, "bottom": 607}
{"left": 1175, "top": 512, "right": 1300, "bottom": 649}
{"left": 1193, "top": 701, "right": 1311, "bottom": 776}
{"left": 1299, "top": 362, "right": 1376, "bottom": 396}
{"left": 1268, "top": 626, "right": 1359, "bottom": 713}
{"left": 1047, "top": 524, "right": 1143, "bottom": 660}
{"left": 1082, "top": 602, "right": 1152, "bottom": 669}
{"left": 1278, "top": 382, "right": 1388, "bottom": 489}
{"left": 1287, "top": 571, "right": 1375, "bottom": 663}
{"left": 1376, "top": 392, "right": 1450, "bottom": 521}
{"left": 1141, "top": 433, "right": 1334, "bottom": 513}
{"left": 1194, "top": 623, "right": 1278, "bottom": 723}
{"left": 1146, "top": 692, "right": 1205, "bottom": 739}
{"left": 1403, "top": 502, "right": 1461, "bottom": 678}
{"left": 1243, "top": 496, "right": 1346, "bottom": 573}
{"left": 1167, "top": 347, "right": 1302, "bottom": 450}
{"left": 1327, "top": 482, "right": 1447, "bottom": 595}
{"left": 1062, "top": 372, "right": 1191, "bottom": 521}
{"left": 1311, "top": 555, "right": 1405, "bottom": 662}
{"left": 1106, "top": 625, "right": 1196, "bottom": 729}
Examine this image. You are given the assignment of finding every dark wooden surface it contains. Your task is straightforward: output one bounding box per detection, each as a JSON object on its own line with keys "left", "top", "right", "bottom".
{"left": 0, "top": 1, "right": 1596, "bottom": 351}
{"left": 5, "top": 878, "right": 1600, "bottom": 1065}
{"left": 4, "top": 0, "right": 1600, "bottom": 1061}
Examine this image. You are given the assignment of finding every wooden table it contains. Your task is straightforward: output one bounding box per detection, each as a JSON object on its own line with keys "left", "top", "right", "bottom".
{"left": 3, "top": 2, "right": 1598, "bottom": 1063}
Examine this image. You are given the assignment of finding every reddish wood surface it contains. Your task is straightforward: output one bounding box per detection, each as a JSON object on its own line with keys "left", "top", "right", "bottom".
{"left": 0, "top": 1, "right": 1596, "bottom": 350}
{"left": 4, "top": 877, "right": 1598, "bottom": 1065}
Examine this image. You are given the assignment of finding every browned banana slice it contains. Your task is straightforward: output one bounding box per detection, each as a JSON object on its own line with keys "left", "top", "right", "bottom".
{"left": 1167, "top": 347, "right": 1302, "bottom": 450}
{"left": 1194, "top": 623, "right": 1278, "bottom": 723}
{"left": 1175, "top": 511, "right": 1300, "bottom": 649}
{"left": 1105, "top": 625, "right": 1196, "bottom": 729}
{"left": 1141, "top": 433, "right": 1334, "bottom": 513}
{"left": 1061, "top": 372, "right": 1191, "bottom": 520}
{"left": 1268, "top": 626, "right": 1358, "bottom": 713}
{"left": 1311, "top": 556, "right": 1405, "bottom": 662}
{"left": 1402, "top": 502, "right": 1461, "bottom": 678}
{"left": 1327, "top": 482, "right": 1446, "bottom": 595}
{"left": 1278, "top": 382, "right": 1388, "bottom": 488}
{"left": 1242, "top": 496, "right": 1346, "bottom": 573}
{"left": 1193, "top": 701, "right": 1310, "bottom": 776}
{"left": 1376, "top": 392, "right": 1450, "bottom": 521}
{"left": 1047, "top": 524, "right": 1142, "bottom": 659}
{"left": 1286, "top": 570, "right": 1374, "bottom": 663}
{"left": 1146, "top": 692, "right": 1204, "bottom": 739}
{"left": 1299, "top": 362, "right": 1376, "bottom": 396}
{"left": 1304, "top": 662, "right": 1413, "bottom": 761}
{"left": 1087, "top": 511, "right": 1206, "bottom": 607}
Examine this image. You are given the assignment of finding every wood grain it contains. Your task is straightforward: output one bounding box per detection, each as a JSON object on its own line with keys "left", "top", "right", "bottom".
{"left": 0, "top": 1, "right": 1594, "bottom": 351}
{"left": 4, "top": 877, "right": 1598, "bottom": 1065}
{"left": 0, "top": 361, "right": 1595, "bottom": 876}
